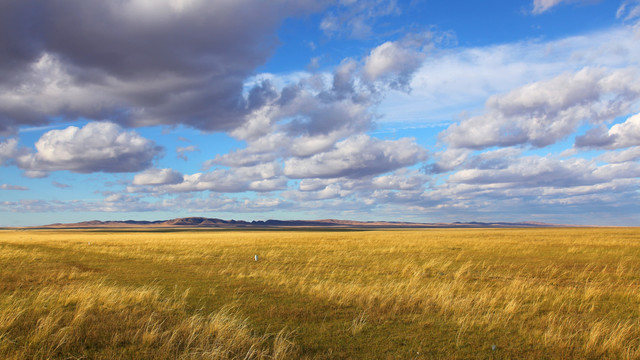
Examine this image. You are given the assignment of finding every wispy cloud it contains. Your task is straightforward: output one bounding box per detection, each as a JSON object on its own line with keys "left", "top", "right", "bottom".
{"left": 1, "top": 184, "right": 28, "bottom": 191}
{"left": 51, "top": 181, "right": 70, "bottom": 189}
{"left": 617, "top": 0, "right": 640, "bottom": 20}
{"left": 320, "top": 0, "right": 401, "bottom": 39}
{"left": 531, "top": 0, "right": 601, "bottom": 14}
{"left": 176, "top": 145, "right": 198, "bottom": 161}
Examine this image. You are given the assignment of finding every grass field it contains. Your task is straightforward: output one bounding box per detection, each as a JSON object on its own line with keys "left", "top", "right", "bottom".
{"left": 0, "top": 228, "right": 639, "bottom": 359}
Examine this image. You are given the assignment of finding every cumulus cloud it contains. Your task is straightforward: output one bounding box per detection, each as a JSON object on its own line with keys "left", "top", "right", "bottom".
{"left": 575, "top": 112, "right": 640, "bottom": 149}
{"left": 425, "top": 148, "right": 472, "bottom": 174}
{"left": 415, "top": 176, "right": 640, "bottom": 225}
{"left": 284, "top": 135, "right": 427, "bottom": 179}
{"left": 404, "top": 150, "right": 640, "bottom": 225}
{"left": 379, "top": 24, "right": 640, "bottom": 127}
{"left": 0, "top": 0, "right": 329, "bottom": 134}
{"left": 597, "top": 146, "right": 640, "bottom": 163}
{"left": 283, "top": 169, "right": 428, "bottom": 204}
{"left": 442, "top": 67, "right": 640, "bottom": 149}
{"left": 449, "top": 155, "right": 640, "bottom": 188}
{"left": 363, "top": 33, "right": 434, "bottom": 90}
{"left": 206, "top": 39, "right": 432, "bottom": 185}
{"left": 449, "top": 156, "right": 598, "bottom": 187}
{"left": 427, "top": 147, "right": 525, "bottom": 175}
{"left": 133, "top": 168, "right": 184, "bottom": 186}
{"left": 197, "top": 18, "right": 434, "bottom": 174}
{"left": 210, "top": 55, "right": 388, "bottom": 170}
{"left": 178, "top": 195, "right": 289, "bottom": 213}
{"left": 0, "top": 138, "right": 18, "bottom": 165}
{"left": 16, "top": 122, "right": 161, "bottom": 176}
{"left": 130, "top": 163, "right": 285, "bottom": 194}
{"left": 217, "top": 78, "right": 372, "bottom": 173}
{"left": 232, "top": 75, "right": 373, "bottom": 144}
{"left": 299, "top": 169, "right": 427, "bottom": 192}
{"left": 371, "top": 169, "right": 429, "bottom": 190}
{"left": 574, "top": 126, "right": 615, "bottom": 148}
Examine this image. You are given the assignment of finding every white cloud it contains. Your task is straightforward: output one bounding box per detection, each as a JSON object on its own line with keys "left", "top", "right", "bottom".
{"left": 211, "top": 46, "right": 428, "bottom": 179}
{"left": 442, "top": 67, "right": 640, "bottom": 149}
{"left": 284, "top": 135, "right": 427, "bottom": 179}
{"left": 133, "top": 168, "right": 184, "bottom": 186}
{"left": 449, "top": 156, "right": 590, "bottom": 187}
{"left": 592, "top": 161, "right": 640, "bottom": 181}
{"left": 248, "top": 178, "right": 288, "bottom": 192}
{"left": 448, "top": 155, "right": 640, "bottom": 188}
{"left": 283, "top": 169, "right": 428, "bottom": 204}
{"left": 575, "top": 112, "right": 640, "bottom": 149}
{"left": 407, "top": 173, "right": 640, "bottom": 225}
{"left": 130, "top": 163, "right": 285, "bottom": 194}
{"left": 532, "top": 0, "right": 566, "bottom": 14}
{"left": 379, "top": 24, "right": 640, "bottom": 125}
{"left": 426, "top": 148, "right": 472, "bottom": 174}
{"left": 371, "top": 169, "right": 429, "bottom": 190}
{"left": 230, "top": 74, "right": 374, "bottom": 155}
{"left": 16, "top": 122, "right": 161, "bottom": 176}
{"left": 597, "top": 146, "right": 640, "bottom": 163}
{"left": 428, "top": 147, "right": 525, "bottom": 175}
{"left": 0, "top": 138, "right": 18, "bottom": 165}
{"left": 286, "top": 183, "right": 351, "bottom": 201}
{"left": 363, "top": 34, "right": 431, "bottom": 90}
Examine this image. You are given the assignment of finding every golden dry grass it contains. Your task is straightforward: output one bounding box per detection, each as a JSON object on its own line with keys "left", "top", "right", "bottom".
{"left": 0, "top": 227, "right": 639, "bottom": 359}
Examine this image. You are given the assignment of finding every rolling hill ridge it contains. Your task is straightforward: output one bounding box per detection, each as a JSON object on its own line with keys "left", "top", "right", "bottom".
{"left": 31, "top": 217, "right": 568, "bottom": 229}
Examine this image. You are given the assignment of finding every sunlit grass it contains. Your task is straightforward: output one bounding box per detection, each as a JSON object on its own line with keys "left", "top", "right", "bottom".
{"left": 0, "top": 228, "right": 639, "bottom": 358}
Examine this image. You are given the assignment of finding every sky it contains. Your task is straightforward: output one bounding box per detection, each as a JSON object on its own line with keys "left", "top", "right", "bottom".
{"left": 1, "top": 0, "right": 640, "bottom": 227}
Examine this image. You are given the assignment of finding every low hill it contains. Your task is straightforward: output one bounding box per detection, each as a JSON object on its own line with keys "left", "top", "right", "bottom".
{"left": 30, "top": 217, "right": 567, "bottom": 229}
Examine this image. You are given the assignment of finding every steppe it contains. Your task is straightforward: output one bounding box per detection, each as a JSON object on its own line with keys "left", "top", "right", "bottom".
{"left": 0, "top": 227, "right": 638, "bottom": 359}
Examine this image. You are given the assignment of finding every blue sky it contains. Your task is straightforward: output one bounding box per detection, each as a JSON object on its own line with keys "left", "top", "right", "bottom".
{"left": 1, "top": 0, "right": 640, "bottom": 226}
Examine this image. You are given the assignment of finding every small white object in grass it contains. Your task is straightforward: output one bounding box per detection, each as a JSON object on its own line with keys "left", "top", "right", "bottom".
{"left": 254, "top": 254, "right": 258, "bottom": 261}
{"left": 492, "top": 345, "right": 497, "bottom": 351}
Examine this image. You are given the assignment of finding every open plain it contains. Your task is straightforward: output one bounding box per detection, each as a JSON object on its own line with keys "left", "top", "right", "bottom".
{"left": 0, "top": 227, "right": 639, "bottom": 359}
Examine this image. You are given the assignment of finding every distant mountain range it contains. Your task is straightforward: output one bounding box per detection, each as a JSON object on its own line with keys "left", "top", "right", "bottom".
{"left": 30, "top": 217, "right": 570, "bottom": 229}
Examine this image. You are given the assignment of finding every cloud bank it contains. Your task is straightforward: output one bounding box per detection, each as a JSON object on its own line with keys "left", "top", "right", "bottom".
{"left": 0, "top": 0, "right": 329, "bottom": 134}
{"left": 442, "top": 67, "right": 640, "bottom": 149}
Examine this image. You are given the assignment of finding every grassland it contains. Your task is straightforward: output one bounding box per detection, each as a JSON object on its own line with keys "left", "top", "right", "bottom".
{"left": 0, "top": 227, "right": 639, "bottom": 359}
